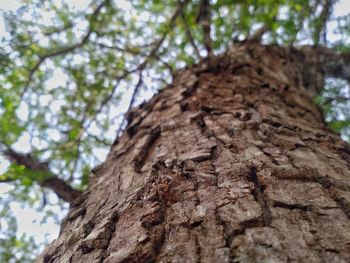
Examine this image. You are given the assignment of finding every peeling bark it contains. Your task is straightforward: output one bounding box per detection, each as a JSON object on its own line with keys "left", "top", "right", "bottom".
{"left": 37, "top": 43, "right": 350, "bottom": 263}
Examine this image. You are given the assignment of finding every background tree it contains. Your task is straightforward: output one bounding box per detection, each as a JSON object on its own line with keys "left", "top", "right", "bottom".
{"left": 0, "top": 0, "right": 349, "bottom": 261}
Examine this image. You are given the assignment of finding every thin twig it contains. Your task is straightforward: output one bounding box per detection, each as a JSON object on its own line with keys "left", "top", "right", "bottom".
{"left": 113, "top": 1, "right": 188, "bottom": 140}
{"left": 20, "top": 0, "right": 107, "bottom": 98}
{"left": 196, "top": 0, "right": 212, "bottom": 58}
{"left": 248, "top": 15, "right": 277, "bottom": 43}
{"left": 96, "top": 42, "right": 143, "bottom": 55}
{"left": 116, "top": 72, "right": 143, "bottom": 138}
{"left": 0, "top": 178, "right": 14, "bottom": 183}
{"left": 314, "top": 0, "right": 333, "bottom": 45}
{"left": 136, "top": 1, "right": 185, "bottom": 71}
{"left": 43, "top": 22, "right": 74, "bottom": 37}
{"left": 178, "top": 0, "right": 202, "bottom": 59}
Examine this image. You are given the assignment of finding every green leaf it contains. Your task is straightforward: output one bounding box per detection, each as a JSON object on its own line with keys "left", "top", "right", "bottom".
{"left": 329, "top": 120, "right": 350, "bottom": 133}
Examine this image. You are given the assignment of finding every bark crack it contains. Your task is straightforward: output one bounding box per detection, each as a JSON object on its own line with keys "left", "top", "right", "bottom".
{"left": 99, "top": 211, "right": 119, "bottom": 263}
{"left": 134, "top": 125, "right": 161, "bottom": 173}
{"left": 247, "top": 167, "right": 272, "bottom": 226}
{"left": 194, "top": 233, "right": 202, "bottom": 263}
{"left": 272, "top": 201, "right": 312, "bottom": 212}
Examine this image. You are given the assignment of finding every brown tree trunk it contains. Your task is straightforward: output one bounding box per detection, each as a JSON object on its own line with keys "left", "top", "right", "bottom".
{"left": 37, "top": 43, "right": 350, "bottom": 263}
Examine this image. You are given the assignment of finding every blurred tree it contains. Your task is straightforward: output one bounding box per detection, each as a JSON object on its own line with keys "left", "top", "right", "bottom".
{"left": 0, "top": 0, "right": 349, "bottom": 262}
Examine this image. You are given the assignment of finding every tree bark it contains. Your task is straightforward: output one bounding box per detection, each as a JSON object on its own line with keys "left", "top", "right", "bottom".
{"left": 37, "top": 43, "right": 350, "bottom": 263}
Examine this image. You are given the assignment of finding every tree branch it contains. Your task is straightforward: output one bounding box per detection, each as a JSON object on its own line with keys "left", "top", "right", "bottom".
{"left": 137, "top": 0, "right": 186, "bottom": 71}
{"left": 21, "top": 0, "right": 108, "bottom": 98}
{"left": 316, "top": 47, "right": 350, "bottom": 83}
{"left": 314, "top": 0, "right": 334, "bottom": 45}
{"left": 3, "top": 148, "right": 82, "bottom": 203}
{"left": 116, "top": 72, "right": 144, "bottom": 138}
{"left": 0, "top": 178, "right": 14, "bottom": 183}
{"left": 248, "top": 25, "right": 269, "bottom": 43}
{"left": 112, "top": 2, "right": 189, "bottom": 142}
{"left": 249, "top": 23, "right": 275, "bottom": 43}
{"left": 196, "top": 0, "right": 213, "bottom": 58}
{"left": 178, "top": 0, "right": 202, "bottom": 59}
{"left": 82, "top": 1, "right": 189, "bottom": 142}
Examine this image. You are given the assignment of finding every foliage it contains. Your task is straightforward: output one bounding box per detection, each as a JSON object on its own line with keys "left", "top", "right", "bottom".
{"left": 0, "top": 0, "right": 349, "bottom": 261}
{"left": 0, "top": 195, "right": 39, "bottom": 262}
{"left": 315, "top": 78, "right": 350, "bottom": 140}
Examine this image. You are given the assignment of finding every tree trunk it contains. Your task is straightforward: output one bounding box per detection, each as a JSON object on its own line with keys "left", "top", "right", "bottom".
{"left": 37, "top": 43, "right": 350, "bottom": 263}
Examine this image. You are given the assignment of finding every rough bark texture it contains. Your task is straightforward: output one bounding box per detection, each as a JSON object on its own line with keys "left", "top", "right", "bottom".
{"left": 37, "top": 43, "right": 350, "bottom": 263}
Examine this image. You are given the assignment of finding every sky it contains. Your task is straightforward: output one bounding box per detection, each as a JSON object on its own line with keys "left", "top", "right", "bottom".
{"left": 0, "top": 0, "right": 349, "bottom": 257}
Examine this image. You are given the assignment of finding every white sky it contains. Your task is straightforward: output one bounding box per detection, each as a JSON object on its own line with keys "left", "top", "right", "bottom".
{"left": 0, "top": 0, "right": 349, "bottom": 258}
